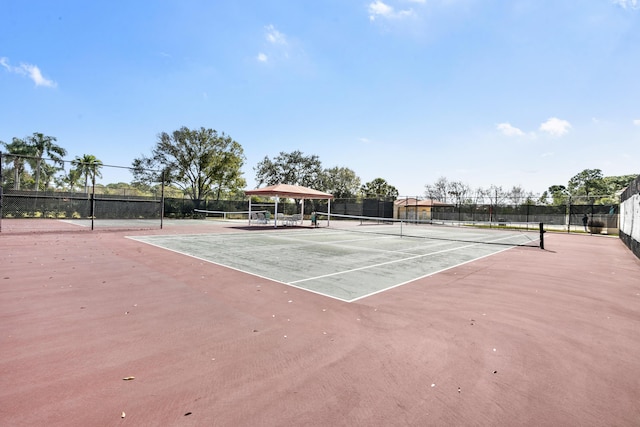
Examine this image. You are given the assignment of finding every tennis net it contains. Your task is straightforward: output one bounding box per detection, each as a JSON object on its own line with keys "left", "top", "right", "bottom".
{"left": 194, "top": 209, "right": 268, "bottom": 222}
{"left": 314, "top": 212, "right": 543, "bottom": 248}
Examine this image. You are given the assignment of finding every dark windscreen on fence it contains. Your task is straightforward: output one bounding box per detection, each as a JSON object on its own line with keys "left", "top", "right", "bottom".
{"left": 0, "top": 152, "right": 163, "bottom": 233}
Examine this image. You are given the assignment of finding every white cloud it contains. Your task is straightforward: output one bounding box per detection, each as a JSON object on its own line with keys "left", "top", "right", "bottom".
{"left": 611, "top": 0, "right": 640, "bottom": 9}
{"left": 368, "top": 1, "right": 415, "bottom": 21}
{"left": 257, "top": 25, "right": 294, "bottom": 63}
{"left": 497, "top": 122, "right": 525, "bottom": 137}
{"left": 539, "top": 117, "right": 571, "bottom": 137}
{"left": 633, "top": 119, "right": 640, "bottom": 126}
{"left": 0, "top": 57, "right": 57, "bottom": 87}
{"left": 369, "top": 0, "right": 393, "bottom": 19}
{"left": 359, "top": 137, "right": 371, "bottom": 143}
{"left": 265, "top": 24, "right": 287, "bottom": 45}
{"left": 22, "top": 64, "right": 56, "bottom": 87}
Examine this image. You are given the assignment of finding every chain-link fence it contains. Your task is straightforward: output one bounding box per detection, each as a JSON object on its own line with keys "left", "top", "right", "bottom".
{"left": 2, "top": 190, "right": 162, "bottom": 219}
{"left": 1, "top": 152, "right": 163, "bottom": 232}
{"left": 619, "top": 175, "right": 640, "bottom": 259}
{"left": 1, "top": 149, "right": 627, "bottom": 236}
{"left": 396, "top": 195, "right": 620, "bottom": 235}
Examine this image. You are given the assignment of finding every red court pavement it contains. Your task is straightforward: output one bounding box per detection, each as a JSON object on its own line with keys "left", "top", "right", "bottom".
{"left": 1, "top": 224, "right": 640, "bottom": 426}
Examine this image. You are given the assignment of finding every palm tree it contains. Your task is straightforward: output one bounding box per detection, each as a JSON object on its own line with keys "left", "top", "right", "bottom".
{"left": 64, "top": 168, "right": 82, "bottom": 192}
{"left": 25, "top": 133, "right": 67, "bottom": 191}
{"left": 2, "top": 138, "right": 32, "bottom": 190}
{"left": 72, "top": 154, "right": 103, "bottom": 193}
{"left": 39, "top": 163, "right": 63, "bottom": 190}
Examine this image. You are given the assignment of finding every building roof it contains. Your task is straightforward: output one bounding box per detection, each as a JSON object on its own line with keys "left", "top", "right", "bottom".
{"left": 245, "top": 183, "right": 334, "bottom": 200}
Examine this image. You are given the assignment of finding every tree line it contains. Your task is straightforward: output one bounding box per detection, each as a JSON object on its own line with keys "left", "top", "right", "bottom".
{"left": 1, "top": 127, "right": 400, "bottom": 208}
{"left": 423, "top": 169, "right": 636, "bottom": 207}
{"left": 1, "top": 133, "right": 103, "bottom": 193}
{"left": 3, "top": 127, "right": 636, "bottom": 208}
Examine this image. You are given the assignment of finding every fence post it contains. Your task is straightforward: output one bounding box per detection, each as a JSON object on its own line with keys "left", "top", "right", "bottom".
{"left": 567, "top": 196, "right": 571, "bottom": 233}
{"left": 0, "top": 152, "right": 3, "bottom": 233}
{"left": 90, "top": 172, "right": 96, "bottom": 230}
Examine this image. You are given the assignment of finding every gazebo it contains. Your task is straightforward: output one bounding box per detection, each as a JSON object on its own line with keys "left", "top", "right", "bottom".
{"left": 245, "top": 183, "right": 333, "bottom": 227}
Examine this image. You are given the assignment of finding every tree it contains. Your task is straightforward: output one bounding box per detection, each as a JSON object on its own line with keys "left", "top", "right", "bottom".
{"left": 2, "top": 138, "right": 32, "bottom": 190}
{"left": 568, "top": 169, "right": 605, "bottom": 202}
{"left": 547, "top": 185, "right": 569, "bottom": 206}
{"left": 603, "top": 174, "right": 637, "bottom": 194}
{"left": 507, "top": 185, "right": 526, "bottom": 205}
{"left": 486, "top": 185, "right": 506, "bottom": 221}
{"left": 132, "top": 126, "right": 245, "bottom": 208}
{"left": 72, "top": 154, "right": 103, "bottom": 193}
{"left": 38, "top": 162, "right": 62, "bottom": 190}
{"left": 424, "top": 177, "right": 471, "bottom": 205}
{"left": 360, "top": 178, "right": 399, "bottom": 199}
{"left": 472, "top": 187, "right": 487, "bottom": 205}
{"left": 322, "top": 166, "right": 361, "bottom": 199}
{"left": 24, "top": 132, "right": 66, "bottom": 191}
{"left": 254, "top": 150, "right": 324, "bottom": 188}
{"left": 65, "top": 168, "right": 82, "bottom": 192}
{"left": 447, "top": 181, "right": 470, "bottom": 207}
{"left": 425, "top": 176, "right": 450, "bottom": 203}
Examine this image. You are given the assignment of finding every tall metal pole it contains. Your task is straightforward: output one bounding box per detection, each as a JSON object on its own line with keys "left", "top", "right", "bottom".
{"left": 90, "top": 171, "right": 95, "bottom": 230}
{"left": 0, "top": 152, "right": 3, "bottom": 233}
{"left": 160, "top": 170, "right": 165, "bottom": 229}
{"left": 567, "top": 196, "right": 571, "bottom": 233}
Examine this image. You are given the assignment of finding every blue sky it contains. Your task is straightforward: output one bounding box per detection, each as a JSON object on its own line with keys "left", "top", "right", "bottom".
{"left": 1, "top": 0, "right": 639, "bottom": 196}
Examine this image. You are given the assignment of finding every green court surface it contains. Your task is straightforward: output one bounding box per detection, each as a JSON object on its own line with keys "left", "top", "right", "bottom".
{"left": 128, "top": 227, "right": 539, "bottom": 302}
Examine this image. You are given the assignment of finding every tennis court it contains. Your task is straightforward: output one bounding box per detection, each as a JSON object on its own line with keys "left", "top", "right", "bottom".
{"left": 129, "top": 221, "right": 541, "bottom": 302}
{"left": 2, "top": 217, "right": 640, "bottom": 426}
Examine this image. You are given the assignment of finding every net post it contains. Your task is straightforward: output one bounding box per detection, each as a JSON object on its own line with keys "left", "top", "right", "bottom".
{"left": 539, "top": 222, "right": 545, "bottom": 249}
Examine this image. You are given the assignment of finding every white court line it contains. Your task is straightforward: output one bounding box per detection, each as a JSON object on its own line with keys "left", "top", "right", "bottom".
{"left": 288, "top": 233, "right": 527, "bottom": 285}
{"left": 348, "top": 244, "right": 516, "bottom": 303}
{"left": 126, "top": 235, "right": 353, "bottom": 302}
{"left": 127, "top": 230, "right": 537, "bottom": 303}
{"left": 269, "top": 227, "right": 502, "bottom": 255}
{"left": 266, "top": 232, "right": 424, "bottom": 255}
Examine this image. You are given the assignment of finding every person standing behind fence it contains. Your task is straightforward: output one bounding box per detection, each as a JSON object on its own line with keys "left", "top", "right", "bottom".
{"left": 582, "top": 214, "right": 589, "bottom": 232}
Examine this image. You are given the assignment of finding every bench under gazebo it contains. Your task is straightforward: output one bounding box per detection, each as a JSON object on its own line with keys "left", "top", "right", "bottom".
{"left": 245, "top": 183, "right": 333, "bottom": 228}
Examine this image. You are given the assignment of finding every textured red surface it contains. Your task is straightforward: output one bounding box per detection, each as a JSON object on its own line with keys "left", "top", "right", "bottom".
{"left": 1, "top": 222, "right": 640, "bottom": 426}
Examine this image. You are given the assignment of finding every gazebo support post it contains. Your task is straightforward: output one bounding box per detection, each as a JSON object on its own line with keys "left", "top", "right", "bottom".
{"left": 274, "top": 197, "right": 279, "bottom": 228}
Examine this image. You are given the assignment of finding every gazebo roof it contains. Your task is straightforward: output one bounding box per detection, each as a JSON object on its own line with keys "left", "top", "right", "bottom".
{"left": 245, "top": 184, "right": 333, "bottom": 200}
